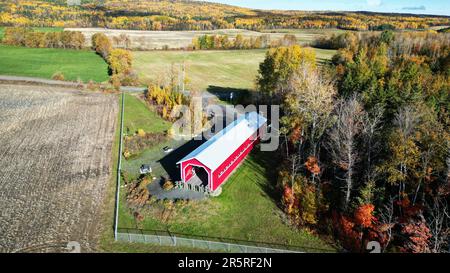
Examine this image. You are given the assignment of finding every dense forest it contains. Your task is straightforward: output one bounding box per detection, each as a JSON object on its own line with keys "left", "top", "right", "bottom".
{"left": 0, "top": 0, "right": 449, "bottom": 31}
{"left": 255, "top": 30, "right": 450, "bottom": 252}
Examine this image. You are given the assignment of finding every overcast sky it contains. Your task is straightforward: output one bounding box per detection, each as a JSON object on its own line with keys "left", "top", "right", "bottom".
{"left": 204, "top": 0, "right": 450, "bottom": 16}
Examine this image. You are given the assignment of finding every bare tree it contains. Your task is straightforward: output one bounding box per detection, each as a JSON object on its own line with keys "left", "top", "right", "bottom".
{"left": 361, "top": 104, "right": 384, "bottom": 183}
{"left": 287, "top": 63, "right": 336, "bottom": 157}
{"left": 426, "top": 197, "right": 450, "bottom": 253}
{"left": 379, "top": 196, "right": 396, "bottom": 252}
{"left": 326, "top": 96, "right": 365, "bottom": 209}
{"left": 394, "top": 106, "right": 422, "bottom": 138}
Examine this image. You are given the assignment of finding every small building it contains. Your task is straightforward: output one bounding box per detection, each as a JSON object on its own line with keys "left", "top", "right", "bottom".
{"left": 177, "top": 112, "right": 267, "bottom": 192}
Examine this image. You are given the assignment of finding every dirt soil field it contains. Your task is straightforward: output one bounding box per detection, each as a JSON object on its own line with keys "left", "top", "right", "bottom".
{"left": 0, "top": 84, "right": 118, "bottom": 252}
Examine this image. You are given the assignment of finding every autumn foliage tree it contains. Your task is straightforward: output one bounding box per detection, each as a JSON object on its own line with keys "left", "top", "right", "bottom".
{"left": 92, "top": 33, "right": 112, "bottom": 58}
{"left": 3, "top": 27, "right": 85, "bottom": 49}
{"left": 266, "top": 28, "right": 449, "bottom": 252}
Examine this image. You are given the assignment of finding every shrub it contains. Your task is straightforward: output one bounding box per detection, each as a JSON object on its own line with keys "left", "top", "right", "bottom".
{"left": 87, "top": 80, "right": 97, "bottom": 91}
{"left": 24, "top": 31, "right": 46, "bottom": 48}
{"left": 163, "top": 180, "right": 174, "bottom": 191}
{"left": 51, "top": 71, "right": 65, "bottom": 81}
{"left": 60, "top": 31, "right": 85, "bottom": 49}
{"left": 92, "top": 33, "right": 112, "bottom": 58}
{"left": 108, "top": 48, "right": 133, "bottom": 75}
{"left": 3, "top": 27, "right": 29, "bottom": 46}
{"left": 137, "top": 128, "right": 146, "bottom": 137}
{"left": 110, "top": 74, "right": 122, "bottom": 90}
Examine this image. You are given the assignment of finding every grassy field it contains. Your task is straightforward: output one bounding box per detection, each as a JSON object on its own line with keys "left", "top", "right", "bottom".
{"left": 100, "top": 93, "right": 212, "bottom": 252}
{"left": 117, "top": 95, "right": 335, "bottom": 252}
{"left": 119, "top": 149, "right": 335, "bottom": 252}
{"left": 133, "top": 48, "right": 336, "bottom": 92}
{"left": 123, "top": 93, "right": 171, "bottom": 134}
{"left": 0, "top": 45, "right": 109, "bottom": 82}
{"left": 260, "top": 28, "right": 345, "bottom": 44}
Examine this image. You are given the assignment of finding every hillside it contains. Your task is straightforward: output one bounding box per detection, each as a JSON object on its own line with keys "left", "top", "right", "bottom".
{"left": 0, "top": 0, "right": 449, "bottom": 31}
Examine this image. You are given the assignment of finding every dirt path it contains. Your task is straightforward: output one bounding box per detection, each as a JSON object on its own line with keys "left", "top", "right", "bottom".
{"left": 0, "top": 84, "right": 118, "bottom": 252}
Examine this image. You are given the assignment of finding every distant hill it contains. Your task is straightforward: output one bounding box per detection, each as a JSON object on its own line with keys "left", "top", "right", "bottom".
{"left": 1, "top": 0, "right": 449, "bottom": 31}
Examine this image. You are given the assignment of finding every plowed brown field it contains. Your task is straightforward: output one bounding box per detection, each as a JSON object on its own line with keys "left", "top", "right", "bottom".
{"left": 0, "top": 84, "right": 118, "bottom": 252}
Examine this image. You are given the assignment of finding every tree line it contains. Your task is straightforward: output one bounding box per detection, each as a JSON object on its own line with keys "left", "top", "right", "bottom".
{"left": 1, "top": 0, "right": 448, "bottom": 31}
{"left": 92, "top": 33, "right": 137, "bottom": 86}
{"left": 2, "top": 27, "right": 85, "bottom": 49}
{"left": 191, "top": 34, "right": 298, "bottom": 50}
{"left": 256, "top": 31, "right": 449, "bottom": 252}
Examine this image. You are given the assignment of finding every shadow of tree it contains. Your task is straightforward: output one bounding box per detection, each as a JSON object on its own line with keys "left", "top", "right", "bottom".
{"left": 206, "top": 85, "right": 254, "bottom": 104}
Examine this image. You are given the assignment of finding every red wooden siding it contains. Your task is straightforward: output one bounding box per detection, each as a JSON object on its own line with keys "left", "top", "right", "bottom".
{"left": 211, "top": 133, "right": 259, "bottom": 191}
{"left": 181, "top": 158, "right": 212, "bottom": 186}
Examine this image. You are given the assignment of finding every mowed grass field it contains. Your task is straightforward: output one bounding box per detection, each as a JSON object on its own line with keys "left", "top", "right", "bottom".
{"left": 119, "top": 149, "right": 334, "bottom": 252}
{"left": 123, "top": 93, "right": 171, "bottom": 134}
{"left": 67, "top": 27, "right": 343, "bottom": 50}
{"left": 133, "top": 48, "right": 336, "bottom": 92}
{"left": 0, "top": 45, "right": 109, "bottom": 82}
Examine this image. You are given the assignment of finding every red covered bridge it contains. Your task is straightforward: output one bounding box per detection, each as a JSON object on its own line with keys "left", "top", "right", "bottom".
{"left": 177, "top": 112, "right": 267, "bottom": 192}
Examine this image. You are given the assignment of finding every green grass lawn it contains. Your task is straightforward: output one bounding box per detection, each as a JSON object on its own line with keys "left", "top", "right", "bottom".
{"left": 119, "top": 149, "right": 335, "bottom": 252}
{"left": 260, "top": 28, "right": 346, "bottom": 45}
{"left": 123, "top": 93, "right": 171, "bottom": 134}
{"left": 121, "top": 93, "right": 176, "bottom": 180}
{"left": 100, "top": 94, "right": 211, "bottom": 252}
{"left": 116, "top": 95, "right": 335, "bottom": 252}
{"left": 133, "top": 48, "right": 336, "bottom": 92}
{"left": 0, "top": 44, "right": 109, "bottom": 82}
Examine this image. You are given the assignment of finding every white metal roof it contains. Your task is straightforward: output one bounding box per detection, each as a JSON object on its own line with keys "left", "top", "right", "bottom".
{"left": 177, "top": 112, "right": 267, "bottom": 170}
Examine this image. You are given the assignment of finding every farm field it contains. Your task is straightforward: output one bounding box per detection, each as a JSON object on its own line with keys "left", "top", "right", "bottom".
{"left": 65, "top": 27, "right": 341, "bottom": 50}
{"left": 260, "top": 28, "right": 345, "bottom": 44}
{"left": 117, "top": 95, "right": 335, "bottom": 252}
{"left": 0, "top": 84, "right": 118, "bottom": 252}
{"left": 133, "top": 48, "right": 336, "bottom": 92}
{"left": 0, "top": 45, "right": 109, "bottom": 82}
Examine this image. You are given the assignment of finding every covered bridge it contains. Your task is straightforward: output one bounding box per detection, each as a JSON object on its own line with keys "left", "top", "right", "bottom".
{"left": 177, "top": 112, "right": 267, "bottom": 192}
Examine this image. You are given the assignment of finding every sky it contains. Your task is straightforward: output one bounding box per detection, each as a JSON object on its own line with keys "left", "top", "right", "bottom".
{"left": 204, "top": 0, "right": 450, "bottom": 16}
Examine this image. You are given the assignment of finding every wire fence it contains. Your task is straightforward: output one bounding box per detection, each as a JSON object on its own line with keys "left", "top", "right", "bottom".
{"left": 116, "top": 228, "right": 335, "bottom": 253}
{"left": 113, "top": 91, "right": 125, "bottom": 240}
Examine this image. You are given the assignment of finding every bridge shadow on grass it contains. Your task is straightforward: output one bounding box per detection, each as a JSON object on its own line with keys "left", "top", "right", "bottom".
{"left": 158, "top": 137, "right": 207, "bottom": 181}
